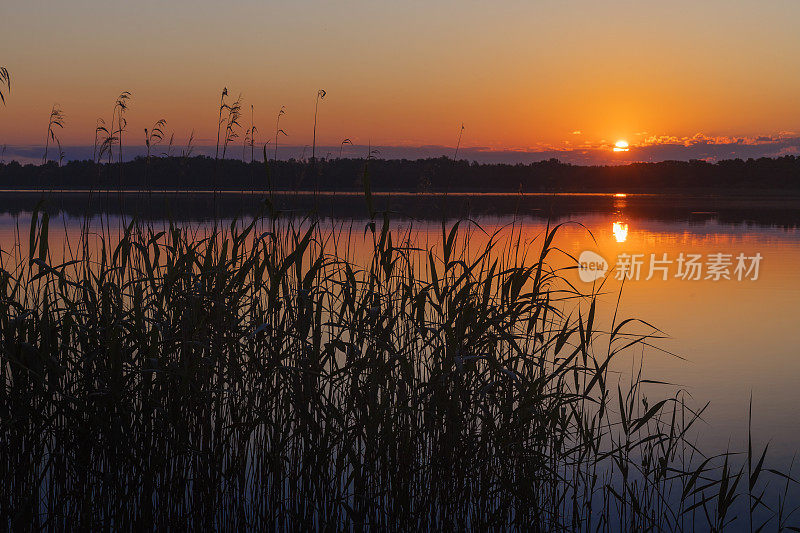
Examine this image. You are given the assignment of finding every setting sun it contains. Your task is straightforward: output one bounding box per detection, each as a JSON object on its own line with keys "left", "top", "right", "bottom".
{"left": 613, "top": 140, "right": 630, "bottom": 152}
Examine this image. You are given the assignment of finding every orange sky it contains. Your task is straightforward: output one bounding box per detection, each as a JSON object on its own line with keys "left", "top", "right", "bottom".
{"left": 1, "top": 0, "right": 799, "bottom": 154}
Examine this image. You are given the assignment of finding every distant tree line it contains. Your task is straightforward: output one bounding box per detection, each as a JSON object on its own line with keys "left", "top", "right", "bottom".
{"left": 1, "top": 155, "right": 800, "bottom": 193}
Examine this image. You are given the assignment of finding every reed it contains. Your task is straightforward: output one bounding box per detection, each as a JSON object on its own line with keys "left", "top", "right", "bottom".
{"left": 0, "top": 200, "right": 795, "bottom": 530}
{"left": 42, "top": 104, "right": 65, "bottom": 165}
{"left": 339, "top": 138, "right": 352, "bottom": 159}
{"left": 144, "top": 118, "right": 167, "bottom": 190}
{"left": 311, "top": 89, "right": 326, "bottom": 162}
{"left": 221, "top": 95, "right": 242, "bottom": 162}
{"left": 215, "top": 87, "right": 228, "bottom": 161}
{"left": 182, "top": 130, "right": 195, "bottom": 159}
{"left": 251, "top": 105, "right": 257, "bottom": 164}
{"left": 454, "top": 122, "right": 465, "bottom": 160}
{"left": 0, "top": 67, "right": 10, "bottom": 105}
{"left": 164, "top": 132, "right": 175, "bottom": 158}
{"left": 114, "top": 91, "right": 132, "bottom": 176}
{"left": 274, "top": 105, "right": 286, "bottom": 162}
{"left": 144, "top": 119, "right": 167, "bottom": 160}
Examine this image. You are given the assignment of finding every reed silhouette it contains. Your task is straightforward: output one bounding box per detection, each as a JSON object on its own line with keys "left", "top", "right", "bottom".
{"left": 339, "top": 138, "right": 352, "bottom": 159}
{"left": 311, "top": 89, "right": 326, "bottom": 163}
{"left": 0, "top": 67, "right": 10, "bottom": 105}
{"left": 42, "top": 104, "right": 65, "bottom": 166}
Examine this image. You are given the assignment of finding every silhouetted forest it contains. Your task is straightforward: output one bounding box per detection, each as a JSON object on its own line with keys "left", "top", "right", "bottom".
{"left": 2, "top": 155, "right": 800, "bottom": 193}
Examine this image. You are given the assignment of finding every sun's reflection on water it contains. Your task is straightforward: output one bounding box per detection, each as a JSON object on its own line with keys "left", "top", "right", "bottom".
{"left": 613, "top": 221, "right": 629, "bottom": 243}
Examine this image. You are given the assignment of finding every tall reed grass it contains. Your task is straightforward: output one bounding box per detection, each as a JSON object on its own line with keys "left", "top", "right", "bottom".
{"left": 42, "top": 105, "right": 65, "bottom": 166}
{"left": 340, "top": 138, "right": 352, "bottom": 159}
{"left": 312, "top": 89, "right": 326, "bottom": 163}
{"left": 0, "top": 67, "right": 10, "bottom": 105}
{"left": 454, "top": 122, "right": 465, "bottom": 161}
{"left": 274, "top": 105, "right": 286, "bottom": 163}
{"left": 0, "top": 201, "right": 795, "bottom": 530}
{"left": 144, "top": 119, "right": 167, "bottom": 191}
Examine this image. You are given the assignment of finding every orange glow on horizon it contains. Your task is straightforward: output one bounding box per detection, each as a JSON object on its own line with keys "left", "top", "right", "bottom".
{"left": 1, "top": 2, "right": 799, "bottom": 152}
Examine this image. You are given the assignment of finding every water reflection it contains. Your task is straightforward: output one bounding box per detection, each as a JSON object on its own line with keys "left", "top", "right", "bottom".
{"left": 612, "top": 221, "right": 629, "bottom": 242}
{"left": 0, "top": 191, "right": 800, "bottom": 227}
{"left": 0, "top": 194, "right": 799, "bottom": 467}
{"left": 611, "top": 194, "right": 629, "bottom": 242}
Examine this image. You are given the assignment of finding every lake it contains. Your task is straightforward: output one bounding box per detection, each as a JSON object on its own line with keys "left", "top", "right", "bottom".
{"left": 1, "top": 189, "right": 799, "bottom": 479}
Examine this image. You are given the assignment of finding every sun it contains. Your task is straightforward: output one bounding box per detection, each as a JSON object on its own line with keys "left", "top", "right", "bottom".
{"left": 613, "top": 140, "right": 629, "bottom": 152}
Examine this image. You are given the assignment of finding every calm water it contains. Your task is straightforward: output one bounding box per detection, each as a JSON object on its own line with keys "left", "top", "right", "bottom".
{"left": 1, "top": 190, "right": 799, "bottom": 466}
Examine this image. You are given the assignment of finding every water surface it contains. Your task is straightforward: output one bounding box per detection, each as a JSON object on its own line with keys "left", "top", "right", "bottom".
{"left": 2, "top": 190, "right": 798, "bottom": 466}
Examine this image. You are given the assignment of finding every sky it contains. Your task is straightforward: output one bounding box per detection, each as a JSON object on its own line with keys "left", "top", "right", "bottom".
{"left": 1, "top": 0, "right": 800, "bottom": 164}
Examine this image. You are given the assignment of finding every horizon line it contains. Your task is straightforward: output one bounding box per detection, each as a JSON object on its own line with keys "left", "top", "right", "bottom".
{"left": 3, "top": 138, "right": 800, "bottom": 167}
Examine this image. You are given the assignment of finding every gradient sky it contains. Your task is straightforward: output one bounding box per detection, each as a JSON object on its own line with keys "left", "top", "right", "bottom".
{"left": 2, "top": 0, "right": 800, "bottom": 161}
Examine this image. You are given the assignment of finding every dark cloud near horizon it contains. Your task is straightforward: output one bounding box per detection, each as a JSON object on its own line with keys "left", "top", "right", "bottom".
{"left": 3, "top": 137, "right": 800, "bottom": 166}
